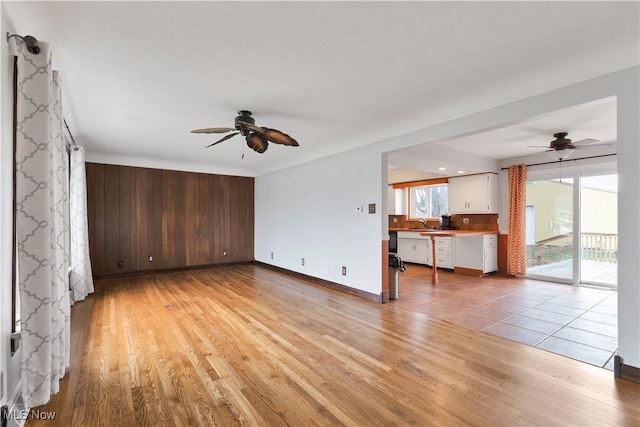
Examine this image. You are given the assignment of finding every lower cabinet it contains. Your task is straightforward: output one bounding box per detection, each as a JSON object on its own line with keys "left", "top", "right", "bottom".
{"left": 454, "top": 234, "right": 498, "bottom": 273}
{"left": 429, "top": 236, "right": 454, "bottom": 269}
{"left": 399, "top": 238, "right": 431, "bottom": 265}
{"left": 398, "top": 232, "right": 497, "bottom": 273}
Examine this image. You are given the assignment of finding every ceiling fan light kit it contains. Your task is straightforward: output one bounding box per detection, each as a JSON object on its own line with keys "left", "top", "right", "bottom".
{"left": 548, "top": 148, "right": 574, "bottom": 161}
{"left": 191, "top": 110, "right": 299, "bottom": 155}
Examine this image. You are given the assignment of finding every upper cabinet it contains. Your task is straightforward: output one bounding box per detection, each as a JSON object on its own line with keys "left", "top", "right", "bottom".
{"left": 388, "top": 186, "right": 407, "bottom": 215}
{"left": 448, "top": 173, "right": 498, "bottom": 214}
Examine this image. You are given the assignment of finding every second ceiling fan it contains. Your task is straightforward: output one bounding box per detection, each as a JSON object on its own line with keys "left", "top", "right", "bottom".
{"left": 191, "top": 110, "right": 299, "bottom": 154}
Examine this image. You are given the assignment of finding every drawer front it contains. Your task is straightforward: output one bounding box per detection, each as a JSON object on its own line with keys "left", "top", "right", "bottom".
{"left": 435, "top": 245, "right": 452, "bottom": 256}
{"left": 485, "top": 235, "right": 497, "bottom": 246}
{"left": 435, "top": 237, "right": 452, "bottom": 246}
{"left": 435, "top": 255, "right": 453, "bottom": 269}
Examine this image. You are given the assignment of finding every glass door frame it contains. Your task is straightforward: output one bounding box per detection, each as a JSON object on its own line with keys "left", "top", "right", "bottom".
{"left": 577, "top": 172, "right": 618, "bottom": 289}
{"left": 525, "top": 164, "right": 617, "bottom": 288}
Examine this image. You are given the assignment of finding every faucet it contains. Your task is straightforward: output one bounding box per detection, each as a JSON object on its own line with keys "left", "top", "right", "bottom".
{"left": 418, "top": 219, "right": 428, "bottom": 228}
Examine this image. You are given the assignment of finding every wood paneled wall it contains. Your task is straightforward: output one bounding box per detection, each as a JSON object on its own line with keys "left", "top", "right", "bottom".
{"left": 86, "top": 163, "right": 254, "bottom": 277}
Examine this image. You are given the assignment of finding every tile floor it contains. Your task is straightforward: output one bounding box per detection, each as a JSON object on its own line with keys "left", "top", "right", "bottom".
{"left": 395, "top": 264, "right": 617, "bottom": 370}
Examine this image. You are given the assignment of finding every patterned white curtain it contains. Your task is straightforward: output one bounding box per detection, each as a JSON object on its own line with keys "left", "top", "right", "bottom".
{"left": 14, "top": 40, "right": 71, "bottom": 408}
{"left": 70, "top": 147, "right": 94, "bottom": 302}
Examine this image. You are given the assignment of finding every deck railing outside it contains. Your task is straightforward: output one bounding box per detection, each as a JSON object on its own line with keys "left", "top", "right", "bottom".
{"left": 581, "top": 232, "right": 618, "bottom": 263}
{"left": 527, "top": 232, "right": 618, "bottom": 266}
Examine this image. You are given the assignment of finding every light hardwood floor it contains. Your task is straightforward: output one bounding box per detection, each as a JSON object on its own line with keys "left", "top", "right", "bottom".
{"left": 27, "top": 265, "right": 639, "bottom": 426}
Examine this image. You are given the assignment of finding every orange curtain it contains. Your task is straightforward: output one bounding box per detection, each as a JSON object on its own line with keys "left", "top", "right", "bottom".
{"left": 507, "top": 164, "right": 527, "bottom": 276}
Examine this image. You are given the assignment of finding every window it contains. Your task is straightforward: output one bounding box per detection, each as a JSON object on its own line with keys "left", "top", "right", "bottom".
{"left": 409, "top": 184, "right": 448, "bottom": 218}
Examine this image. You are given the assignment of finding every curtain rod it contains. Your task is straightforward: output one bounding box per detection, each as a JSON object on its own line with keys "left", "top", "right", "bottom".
{"left": 63, "top": 119, "right": 79, "bottom": 151}
{"left": 6, "top": 32, "right": 41, "bottom": 55}
{"left": 500, "top": 153, "right": 616, "bottom": 170}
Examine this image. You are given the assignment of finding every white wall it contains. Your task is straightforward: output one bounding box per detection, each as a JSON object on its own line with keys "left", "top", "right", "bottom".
{"left": 257, "top": 67, "right": 640, "bottom": 369}
{"left": 255, "top": 146, "right": 383, "bottom": 296}
{"left": 1, "top": 3, "right": 21, "bottom": 405}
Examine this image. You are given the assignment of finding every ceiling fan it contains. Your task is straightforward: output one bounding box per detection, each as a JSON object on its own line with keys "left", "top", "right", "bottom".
{"left": 191, "top": 110, "right": 299, "bottom": 154}
{"left": 529, "top": 132, "right": 607, "bottom": 160}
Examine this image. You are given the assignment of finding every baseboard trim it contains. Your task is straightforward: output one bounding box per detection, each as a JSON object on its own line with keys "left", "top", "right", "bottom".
{"left": 255, "top": 262, "right": 382, "bottom": 303}
{"left": 453, "top": 267, "right": 484, "bottom": 277}
{"left": 380, "top": 289, "right": 390, "bottom": 304}
{"left": 93, "top": 261, "right": 254, "bottom": 280}
{"left": 614, "top": 355, "right": 640, "bottom": 383}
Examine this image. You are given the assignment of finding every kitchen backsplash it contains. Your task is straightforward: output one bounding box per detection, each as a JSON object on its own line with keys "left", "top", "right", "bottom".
{"left": 389, "top": 214, "right": 498, "bottom": 231}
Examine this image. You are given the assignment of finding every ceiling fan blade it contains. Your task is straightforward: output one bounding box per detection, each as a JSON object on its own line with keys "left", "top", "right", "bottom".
{"left": 262, "top": 127, "right": 299, "bottom": 146}
{"left": 527, "top": 145, "right": 552, "bottom": 148}
{"left": 576, "top": 143, "right": 612, "bottom": 148}
{"left": 205, "top": 132, "right": 239, "bottom": 148}
{"left": 246, "top": 133, "right": 268, "bottom": 153}
{"left": 191, "top": 127, "right": 235, "bottom": 134}
{"left": 238, "top": 121, "right": 265, "bottom": 134}
{"left": 573, "top": 138, "right": 600, "bottom": 145}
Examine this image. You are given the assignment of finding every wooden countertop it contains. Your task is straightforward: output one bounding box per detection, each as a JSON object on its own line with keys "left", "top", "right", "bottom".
{"left": 391, "top": 228, "right": 497, "bottom": 237}
{"left": 419, "top": 230, "right": 497, "bottom": 237}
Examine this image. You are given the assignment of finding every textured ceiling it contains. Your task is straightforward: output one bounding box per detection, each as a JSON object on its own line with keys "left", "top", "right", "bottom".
{"left": 3, "top": 1, "right": 638, "bottom": 176}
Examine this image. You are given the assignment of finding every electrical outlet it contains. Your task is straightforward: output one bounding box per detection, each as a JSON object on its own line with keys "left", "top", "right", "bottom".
{"left": 368, "top": 203, "right": 376, "bottom": 214}
{"left": 270, "top": 252, "right": 274, "bottom": 259}
{"left": 301, "top": 258, "right": 305, "bottom": 266}
{"left": 393, "top": 218, "right": 398, "bottom": 223}
{"left": 463, "top": 218, "right": 469, "bottom": 224}
{"left": 148, "top": 255, "right": 153, "bottom": 262}
{"left": 342, "top": 266, "right": 347, "bottom": 276}
{"left": 223, "top": 251, "right": 227, "bottom": 256}
{"left": 117, "top": 260, "right": 124, "bottom": 268}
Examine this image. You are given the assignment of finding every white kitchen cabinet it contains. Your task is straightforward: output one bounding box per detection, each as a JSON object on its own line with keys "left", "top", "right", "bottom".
{"left": 399, "top": 238, "right": 431, "bottom": 265}
{"left": 484, "top": 234, "right": 498, "bottom": 273}
{"left": 387, "top": 186, "right": 406, "bottom": 215}
{"left": 398, "top": 232, "right": 432, "bottom": 265}
{"left": 448, "top": 173, "right": 498, "bottom": 214}
{"left": 454, "top": 234, "right": 498, "bottom": 273}
{"left": 387, "top": 186, "right": 395, "bottom": 214}
{"left": 427, "top": 236, "right": 454, "bottom": 269}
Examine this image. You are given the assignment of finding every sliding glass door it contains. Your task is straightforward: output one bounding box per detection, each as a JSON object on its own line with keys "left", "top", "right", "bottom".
{"left": 579, "top": 174, "right": 617, "bottom": 286}
{"left": 525, "top": 171, "right": 617, "bottom": 288}
{"left": 526, "top": 178, "right": 574, "bottom": 282}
